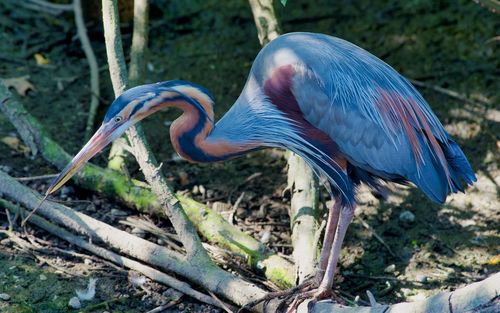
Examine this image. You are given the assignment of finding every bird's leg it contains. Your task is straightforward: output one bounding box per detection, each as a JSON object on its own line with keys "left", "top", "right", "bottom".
{"left": 315, "top": 200, "right": 341, "bottom": 283}
{"left": 314, "top": 204, "right": 354, "bottom": 298}
{"left": 284, "top": 204, "right": 354, "bottom": 313}
{"left": 239, "top": 207, "right": 341, "bottom": 313}
{"left": 241, "top": 203, "right": 351, "bottom": 312}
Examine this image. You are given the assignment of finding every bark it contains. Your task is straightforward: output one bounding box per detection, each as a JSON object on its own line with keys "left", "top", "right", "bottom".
{"left": 101, "top": 0, "right": 216, "bottom": 262}
{"left": 0, "top": 78, "right": 295, "bottom": 288}
{"left": 0, "top": 199, "right": 224, "bottom": 310}
{"left": 128, "top": 0, "right": 149, "bottom": 87}
{"left": 107, "top": 0, "right": 150, "bottom": 171}
{"left": 2, "top": 169, "right": 498, "bottom": 312}
{"left": 248, "top": 0, "right": 321, "bottom": 283}
{"left": 287, "top": 152, "right": 321, "bottom": 282}
{"left": 248, "top": 0, "right": 281, "bottom": 45}
{"left": 0, "top": 170, "right": 276, "bottom": 310}
{"left": 296, "top": 272, "right": 500, "bottom": 313}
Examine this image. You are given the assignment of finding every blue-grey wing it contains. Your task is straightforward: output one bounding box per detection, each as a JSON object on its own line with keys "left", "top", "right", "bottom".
{"left": 291, "top": 59, "right": 475, "bottom": 203}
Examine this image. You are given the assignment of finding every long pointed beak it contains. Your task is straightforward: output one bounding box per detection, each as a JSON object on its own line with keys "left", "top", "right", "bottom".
{"left": 46, "top": 124, "right": 116, "bottom": 195}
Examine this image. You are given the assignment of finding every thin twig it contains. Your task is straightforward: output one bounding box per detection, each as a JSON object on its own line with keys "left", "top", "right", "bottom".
{"left": 15, "top": 174, "right": 58, "bottom": 181}
{"left": 21, "top": 193, "right": 48, "bottom": 226}
{"left": 229, "top": 192, "right": 245, "bottom": 225}
{"left": 5, "top": 208, "right": 14, "bottom": 231}
{"left": 1, "top": 197, "right": 224, "bottom": 308}
{"left": 409, "top": 79, "right": 491, "bottom": 107}
{"left": 144, "top": 300, "right": 181, "bottom": 313}
{"left": 28, "top": 0, "right": 73, "bottom": 11}
{"left": 366, "top": 290, "right": 379, "bottom": 307}
{"left": 207, "top": 290, "right": 237, "bottom": 313}
{"left": 74, "top": 0, "right": 100, "bottom": 141}
{"left": 354, "top": 215, "right": 397, "bottom": 258}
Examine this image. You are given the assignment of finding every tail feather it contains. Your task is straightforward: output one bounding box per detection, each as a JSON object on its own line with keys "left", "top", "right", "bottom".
{"left": 442, "top": 138, "right": 477, "bottom": 188}
{"left": 411, "top": 136, "right": 476, "bottom": 203}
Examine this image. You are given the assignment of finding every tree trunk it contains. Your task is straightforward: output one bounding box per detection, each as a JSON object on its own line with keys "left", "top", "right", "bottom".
{"left": 248, "top": 0, "right": 321, "bottom": 283}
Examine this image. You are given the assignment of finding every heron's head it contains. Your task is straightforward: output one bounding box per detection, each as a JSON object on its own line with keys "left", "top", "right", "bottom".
{"left": 46, "top": 80, "right": 214, "bottom": 195}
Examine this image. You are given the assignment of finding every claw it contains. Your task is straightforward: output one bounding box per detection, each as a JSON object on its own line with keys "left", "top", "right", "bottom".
{"left": 239, "top": 279, "right": 316, "bottom": 313}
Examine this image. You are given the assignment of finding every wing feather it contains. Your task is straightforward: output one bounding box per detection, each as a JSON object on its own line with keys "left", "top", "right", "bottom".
{"left": 291, "top": 61, "right": 473, "bottom": 203}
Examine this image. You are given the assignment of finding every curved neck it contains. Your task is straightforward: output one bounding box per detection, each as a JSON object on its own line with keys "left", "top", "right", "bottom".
{"left": 169, "top": 98, "right": 256, "bottom": 163}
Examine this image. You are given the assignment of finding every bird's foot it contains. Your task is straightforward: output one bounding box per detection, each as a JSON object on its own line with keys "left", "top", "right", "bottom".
{"left": 285, "top": 287, "right": 329, "bottom": 313}
{"left": 285, "top": 284, "right": 345, "bottom": 313}
{"left": 238, "top": 278, "right": 317, "bottom": 312}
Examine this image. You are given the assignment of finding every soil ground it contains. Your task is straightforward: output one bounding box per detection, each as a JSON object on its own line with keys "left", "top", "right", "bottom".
{"left": 0, "top": 0, "right": 499, "bottom": 312}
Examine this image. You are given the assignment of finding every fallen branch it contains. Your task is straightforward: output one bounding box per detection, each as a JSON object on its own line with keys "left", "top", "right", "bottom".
{"left": 0, "top": 80, "right": 295, "bottom": 288}
{"left": 297, "top": 272, "right": 500, "bottom": 312}
{"left": 409, "top": 79, "right": 492, "bottom": 107}
{"left": 2, "top": 170, "right": 499, "bottom": 312}
{"left": 0, "top": 198, "right": 225, "bottom": 309}
{"left": 0, "top": 170, "right": 277, "bottom": 310}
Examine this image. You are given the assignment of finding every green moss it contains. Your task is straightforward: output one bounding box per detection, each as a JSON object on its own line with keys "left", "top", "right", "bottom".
{"left": 179, "top": 195, "right": 296, "bottom": 288}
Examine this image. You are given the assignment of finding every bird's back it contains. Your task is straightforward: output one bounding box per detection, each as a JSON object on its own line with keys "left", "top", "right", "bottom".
{"left": 235, "top": 32, "right": 476, "bottom": 203}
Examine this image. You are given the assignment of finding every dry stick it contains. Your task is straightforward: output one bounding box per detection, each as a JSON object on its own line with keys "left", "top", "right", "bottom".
{"left": 0, "top": 199, "right": 223, "bottom": 309}
{"left": 248, "top": 0, "right": 321, "bottom": 283}
{"left": 144, "top": 300, "right": 181, "bottom": 313}
{"left": 15, "top": 173, "right": 58, "bottom": 181}
{"left": 20, "top": 193, "right": 48, "bottom": 226}
{"left": 409, "top": 79, "right": 491, "bottom": 107}
{"left": 27, "top": 0, "right": 73, "bottom": 12}
{"left": 0, "top": 81, "right": 295, "bottom": 289}
{"left": 354, "top": 215, "right": 397, "bottom": 258}
{"left": 73, "top": 0, "right": 100, "bottom": 142}
{"left": 0, "top": 170, "right": 274, "bottom": 311}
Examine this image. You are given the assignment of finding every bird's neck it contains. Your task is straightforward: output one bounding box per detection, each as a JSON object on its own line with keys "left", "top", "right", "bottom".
{"left": 169, "top": 100, "right": 257, "bottom": 163}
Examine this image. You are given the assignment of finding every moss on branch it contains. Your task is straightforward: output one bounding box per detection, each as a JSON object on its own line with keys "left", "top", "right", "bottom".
{"left": 0, "top": 81, "right": 295, "bottom": 288}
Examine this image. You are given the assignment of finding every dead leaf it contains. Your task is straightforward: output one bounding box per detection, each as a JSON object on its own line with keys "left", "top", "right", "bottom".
{"left": 486, "top": 255, "right": 500, "bottom": 266}
{"left": 34, "top": 53, "right": 50, "bottom": 65}
{"left": 3, "top": 76, "right": 35, "bottom": 96}
{"left": 1, "top": 136, "right": 31, "bottom": 154}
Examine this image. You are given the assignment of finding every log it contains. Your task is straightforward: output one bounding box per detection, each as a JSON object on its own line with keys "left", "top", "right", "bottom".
{"left": 0, "top": 80, "right": 295, "bottom": 288}
{"left": 0, "top": 199, "right": 225, "bottom": 309}
{"left": 0, "top": 170, "right": 278, "bottom": 310}
{"left": 297, "top": 272, "right": 500, "bottom": 313}
{"left": 2, "top": 169, "right": 498, "bottom": 313}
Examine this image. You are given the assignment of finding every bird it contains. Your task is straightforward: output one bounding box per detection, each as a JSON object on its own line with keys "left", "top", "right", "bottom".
{"left": 46, "top": 32, "right": 476, "bottom": 306}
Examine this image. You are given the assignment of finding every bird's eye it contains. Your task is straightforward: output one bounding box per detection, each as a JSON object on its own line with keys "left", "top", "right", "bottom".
{"left": 114, "top": 116, "right": 123, "bottom": 123}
